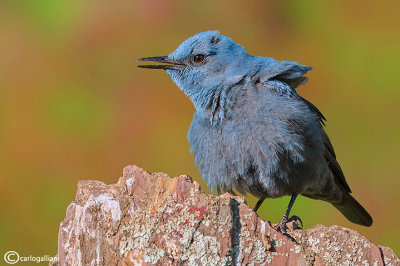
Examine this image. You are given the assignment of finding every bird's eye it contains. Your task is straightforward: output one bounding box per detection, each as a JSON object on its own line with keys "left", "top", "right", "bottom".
{"left": 193, "top": 54, "right": 205, "bottom": 63}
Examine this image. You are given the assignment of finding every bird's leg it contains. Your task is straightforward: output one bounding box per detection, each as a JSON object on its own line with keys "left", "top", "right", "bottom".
{"left": 228, "top": 189, "right": 237, "bottom": 196}
{"left": 253, "top": 197, "right": 265, "bottom": 213}
{"left": 274, "top": 195, "right": 299, "bottom": 233}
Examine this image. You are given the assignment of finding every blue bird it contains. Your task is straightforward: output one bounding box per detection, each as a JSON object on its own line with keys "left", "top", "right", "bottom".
{"left": 138, "top": 31, "right": 372, "bottom": 230}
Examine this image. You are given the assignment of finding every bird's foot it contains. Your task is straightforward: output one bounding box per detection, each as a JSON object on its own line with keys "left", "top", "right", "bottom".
{"left": 274, "top": 215, "right": 303, "bottom": 233}
{"left": 288, "top": 215, "right": 303, "bottom": 228}
{"left": 274, "top": 216, "right": 289, "bottom": 233}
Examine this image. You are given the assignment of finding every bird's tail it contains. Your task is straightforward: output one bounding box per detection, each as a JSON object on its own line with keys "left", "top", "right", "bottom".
{"left": 332, "top": 193, "right": 373, "bottom": 226}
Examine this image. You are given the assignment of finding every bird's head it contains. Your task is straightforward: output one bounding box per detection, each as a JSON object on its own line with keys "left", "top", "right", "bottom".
{"left": 138, "top": 31, "right": 251, "bottom": 111}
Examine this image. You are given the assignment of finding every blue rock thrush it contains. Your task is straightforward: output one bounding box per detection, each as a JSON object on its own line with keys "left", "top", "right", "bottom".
{"left": 138, "top": 31, "right": 372, "bottom": 229}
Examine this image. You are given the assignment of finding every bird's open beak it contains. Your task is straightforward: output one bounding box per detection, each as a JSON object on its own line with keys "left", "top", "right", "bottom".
{"left": 137, "top": 56, "right": 184, "bottom": 70}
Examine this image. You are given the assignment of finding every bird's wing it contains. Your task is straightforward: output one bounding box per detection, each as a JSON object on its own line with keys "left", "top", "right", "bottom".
{"left": 263, "top": 80, "right": 369, "bottom": 225}
{"left": 322, "top": 131, "right": 352, "bottom": 193}
{"left": 298, "top": 96, "right": 326, "bottom": 125}
{"left": 297, "top": 95, "right": 352, "bottom": 193}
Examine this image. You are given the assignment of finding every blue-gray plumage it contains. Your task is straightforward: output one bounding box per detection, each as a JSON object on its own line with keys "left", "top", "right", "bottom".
{"left": 138, "top": 31, "right": 372, "bottom": 228}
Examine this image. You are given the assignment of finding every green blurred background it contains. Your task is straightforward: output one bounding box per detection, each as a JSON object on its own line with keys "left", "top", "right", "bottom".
{"left": 0, "top": 0, "right": 399, "bottom": 260}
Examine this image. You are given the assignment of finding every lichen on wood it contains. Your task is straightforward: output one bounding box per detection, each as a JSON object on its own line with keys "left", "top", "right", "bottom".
{"left": 52, "top": 165, "right": 399, "bottom": 265}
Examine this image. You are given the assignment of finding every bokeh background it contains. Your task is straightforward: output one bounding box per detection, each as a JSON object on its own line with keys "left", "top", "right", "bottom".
{"left": 1, "top": 0, "right": 399, "bottom": 259}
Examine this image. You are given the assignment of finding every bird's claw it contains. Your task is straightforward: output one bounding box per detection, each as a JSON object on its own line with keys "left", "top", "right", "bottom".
{"left": 274, "top": 216, "right": 289, "bottom": 233}
{"left": 274, "top": 215, "right": 303, "bottom": 233}
{"left": 288, "top": 215, "right": 303, "bottom": 227}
